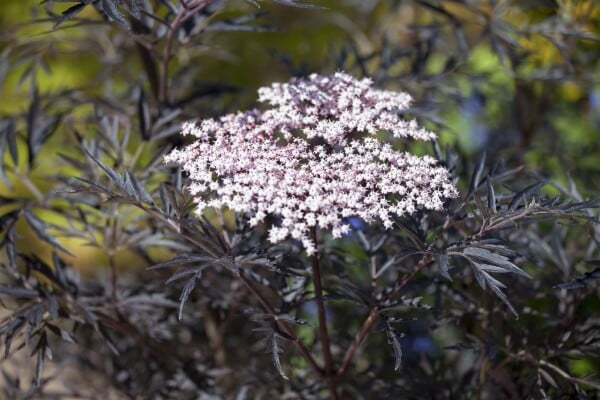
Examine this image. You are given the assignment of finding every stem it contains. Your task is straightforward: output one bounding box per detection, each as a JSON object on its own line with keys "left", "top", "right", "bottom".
{"left": 239, "top": 273, "right": 323, "bottom": 377}
{"left": 142, "top": 208, "right": 326, "bottom": 386}
{"left": 337, "top": 309, "right": 378, "bottom": 376}
{"left": 108, "top": 254, "right": 118, "bottom": 305}
{"left": 159, "top": 0, "right": 213, "bottom": 104}
{"left": 336, "top": 253, "right": 434, "bottom": 378}
{"left": 389, "top": 254, "right": 433, "bottom": 299}
{"left": 309, "top": 227, "right": 339, "bottom": 400}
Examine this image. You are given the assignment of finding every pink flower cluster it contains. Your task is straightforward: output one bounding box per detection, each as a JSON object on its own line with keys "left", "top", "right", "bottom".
{"left": 166, "top": 72, "right": 457, "bottom": 254}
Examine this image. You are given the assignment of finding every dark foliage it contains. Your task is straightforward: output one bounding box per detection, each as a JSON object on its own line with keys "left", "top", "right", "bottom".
{"left": 0, "top": 1, "right": 599, "bottom": 398}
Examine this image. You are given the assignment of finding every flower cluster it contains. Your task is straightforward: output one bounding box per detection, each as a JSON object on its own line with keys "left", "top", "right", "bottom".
{"left": 166, "top": 72, "right": 457, "bottom": 254}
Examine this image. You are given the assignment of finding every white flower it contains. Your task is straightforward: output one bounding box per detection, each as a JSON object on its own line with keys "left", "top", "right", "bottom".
{"left": 165, "top": 72, "right": 458, "bottom": 255}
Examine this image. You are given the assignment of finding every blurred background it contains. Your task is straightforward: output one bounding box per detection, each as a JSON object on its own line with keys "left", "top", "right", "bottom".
{"left": 2, "top": 0, "right": 599, "bottom": 271}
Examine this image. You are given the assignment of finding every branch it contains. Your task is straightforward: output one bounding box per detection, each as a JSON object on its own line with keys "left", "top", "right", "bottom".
{"left": 309, "top": 227, "right": 339, "bottom": 399}
{"left": 239, "top": 273, "right": 323, "bottom": 377}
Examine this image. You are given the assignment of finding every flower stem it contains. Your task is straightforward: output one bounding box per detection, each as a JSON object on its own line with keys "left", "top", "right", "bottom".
{"left": 238, "top": 272, "right": 323, "bottom": 377}
{"left": 309, "top": 227, "right": 339, "bottom": 399}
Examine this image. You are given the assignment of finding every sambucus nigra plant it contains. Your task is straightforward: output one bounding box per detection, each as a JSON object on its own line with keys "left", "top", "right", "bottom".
{"left": 0, "top": 1, "right": 599, "bottom": 399}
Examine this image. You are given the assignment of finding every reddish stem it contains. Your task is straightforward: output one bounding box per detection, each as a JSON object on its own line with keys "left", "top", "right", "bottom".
{"left": 309, "top": 227, "right": 340, "bottom": 400}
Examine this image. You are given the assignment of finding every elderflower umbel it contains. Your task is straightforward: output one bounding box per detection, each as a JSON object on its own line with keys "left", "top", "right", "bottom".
{"left": 165, "top": 72, "right": 458, "bottom": 254}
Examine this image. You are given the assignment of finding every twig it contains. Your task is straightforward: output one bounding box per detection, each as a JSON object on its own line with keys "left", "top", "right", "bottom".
{"left": 309, "top": 227, "right": 340, "bottom": 400}
{"left": 239, "top": 273, "right": 323, "bottom": 377}
{"left": 337, "top": 253, "right": 433, "bottom": 377}
{"left": 158, "top": 0, "right": 213, "bottom": 104}
{"left": 337, "top": 309, "right": 378, "bottom": 376}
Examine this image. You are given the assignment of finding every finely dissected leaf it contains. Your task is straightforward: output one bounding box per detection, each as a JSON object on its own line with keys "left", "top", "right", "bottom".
{"left": 470, "top": 263, "right": 487, "bottom": 290}
{"left": 487, "top": 176, "right": 496, "bottom": 212}
{"left": 0, "top": 119, "right": 18, "bottom": 165}
{"left": 384, "top": 322, "right": 403, "bottom": 371}
{"left": 271, "top": 0, "right": 326, "bottom": 9}
{"left": 435, "top": 251, "right": 452, "bottom": 280}
{"left": 475, "top": 263, "right": 512, "bottom": 274}
{"left": 73, "top": 177, "right": 112, "bottom": 195}
{"left": 127, "top": 171, "right": 154, "bottom": 205}
{"left": 379, "top": 296, "right": 431, "bottom": 311}
{"left": 471, "top": 242, "right": 518, "bottom": 258}
{"left": 178, "top": 276, "right": 197, "bottom": 321}
{"left": 0, "top": 286, "right": 39, "bottom": 298}
{"left": 84, "top": 149, "right": 126, "bottom": 191}
{"left": 45, "top": 323, "right": 76, "bottom": 344}
{"left": 488, "top": 278, "right": 517, "bottom": 316}
{"left": 508, "top": 181, "right": 548, "bottom": 211}
{"left": 100, "top": 0, "right": 129, "bottom": 28}
{"left": 463, "top": 247, "right": 530, "bottom": 278}
{"left": 34, "top": 343, "right": 45, "bottom": 387}
{"left": 206, "top": 13, "right": 271, "bottom": 32}
{"left": 123, "top": 170, "right": 139, "bottom": 201}
{"left": 47, "top": 295, "right": 59, "bottom": 320}
{"left": 256, "top": 330, "right": 289, "bottom": 380}
{"left": 0, "top": 138, "right": 8, "bottom": 186}
{"left": 275, "top": 314, "right": 311, "bottom": 326}
{"left": 53, "top": 2, "right": 86, "bottom": 29}
{"left": 137, "top": 86, "right": 150, "bottom": 140}
{"left": 6, "top": 226, "right": 17, "bottom": 271}
{"left": 146, "top": 254, "right": 215, "bottom": 270}
{"left": 98, "top": 324, "right": 119, "bottom": 355}
{"left": 165, "top": 264, "right": 210, "bottom": 285}
{"left": 23, "top": 209, "right": 74, "bottom": 256}
{"left": 465, "top": 258, "right": 518, "bottom": 316}
{"left": 28, "top": 116, "right": 61, "bottom": 167}
{"left": 554, "top": 267, "right": 600, "bottom": 290}
{"left": 467, "top": 153, "right": 486, "bottom": 198}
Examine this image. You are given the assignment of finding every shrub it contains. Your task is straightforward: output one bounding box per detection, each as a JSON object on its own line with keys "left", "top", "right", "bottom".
{"left": 0, "top": 1, "right": 598, "bottom": 398}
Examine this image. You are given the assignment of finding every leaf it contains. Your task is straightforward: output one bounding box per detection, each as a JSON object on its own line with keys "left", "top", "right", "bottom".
{"left": 553, "top": 267, "right": 600, "bottom": 290}
{"left": 435, "top": 251, "right": 452, "bottom": 280}
{"left": 487, "top": 278, "right": 517, "bottom": 316}
{"left": 164, "top": 268, "right": 202, "bottom": 285}
{"left": 123, "top": 170, "right": 139, "bottom": 201}
{"left": 28, "top": 114, "right": 61, "bottom": 166}
{"left": 98, "top": 324, "right": 119, "bottom": 355}
{"left": 47, "top": 295, "right": 59, "bottom": 320}
{"left": 34, "top": 342, "right": 45, "bottom": 387}
{"left": 0, "top": 286, "right": 39, "bottom": 298}
{"left": 147, "top": 254, "right": 215, "bottom": 270}
{"left": 259, "top": 330, "right": 289, "bottom": 380}
{"left": 1, "top": 119, "right": 18, "bottom": 165}
{"left": 84, "top": 149, "right": 126, "bottom": 192}
{"left": 539, "top": 368, "right": 559, "bottom": 389}
{"left": 378, "top": 296, "right": 431, "bottom": 311}
{"left": 100, "top": 0, "right": 129, "bottom": 29}
{"left": 508, "top": 181, "right": 548, "bottom": 211}
{"left": 137, "top": 86, "right": 150, "bottom": 140}
{"left": 384, "top": 321, "right": 403, "bottom": 371}
{"left": 271, "top": 0, "right": 326, "bottom": 9}
{"left": 23, "top": 209, "right": 74, "bottom": 256}
{"left": 206, "top": 13, "right": 271, "bottom": 32}
{"left": 465, "top": 258, "right": 518, "bottom": 316}
{"left": 463, "top": 247, "right": 530, "bottom": 278}
{"left": 53, "top": 2, "right": 87, "bottom": 29}
{"left": 486, "top": 176, "right": 496, "bottom": 213}
{"left": 178, "top": 276, "right": 197, "bottom": 321}
{"left": 467, "top": 153, "right": 486, "bottom": 198}
{"left": 275, "top": 314, "right": 311, "bottom": 326}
